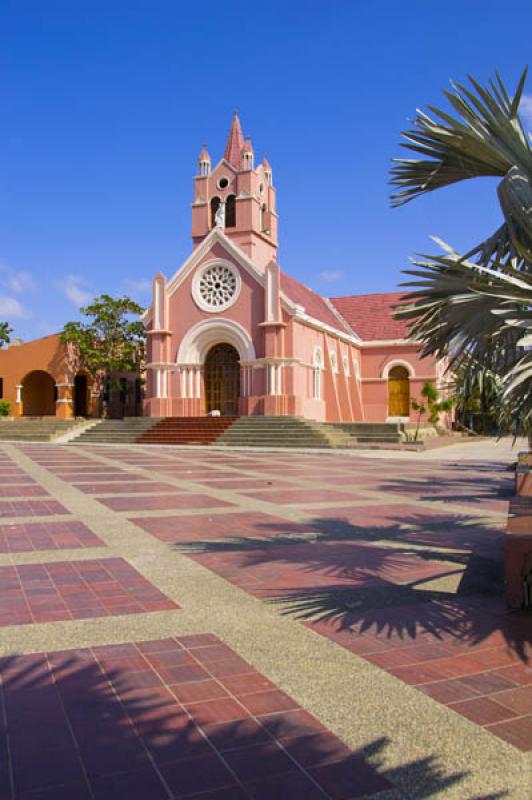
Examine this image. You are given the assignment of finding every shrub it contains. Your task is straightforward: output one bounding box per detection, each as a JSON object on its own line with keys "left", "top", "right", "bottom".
{"left": 0, "top": 400, "right": 11, "bottom": 417}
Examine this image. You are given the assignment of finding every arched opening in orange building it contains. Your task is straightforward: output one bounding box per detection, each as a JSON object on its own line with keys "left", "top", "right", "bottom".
{"left": 22, "top": 371, "right": 56, "bottom": 416}
{"left": 73, "top": 372, "right": 89, "bottom": 417}
{"left": 387, "top": 365, "right": 410, "bottom": 417}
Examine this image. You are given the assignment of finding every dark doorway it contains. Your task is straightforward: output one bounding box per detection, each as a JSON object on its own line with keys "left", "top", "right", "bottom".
{"left": 22, "top": 371, "right": 56, "bottom": 416}
{"left": 204, "top": 343, "right": 240, "bottom": 415}
{"left": 73, "top": 373, "right": 88, "bottom": 417}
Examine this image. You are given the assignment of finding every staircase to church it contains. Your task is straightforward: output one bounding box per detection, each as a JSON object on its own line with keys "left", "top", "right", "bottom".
{"left": 320, "top": 422, "right": 403, "bottom": 447}
{"left": 70, "top": 416, "right": 404, "bottom": 449}
{"left": 0, "top": 419, "right": 88, "bottom": 442}
{"left": 216, "top": 417, "right": 333, "bottom": 448}
{"left": 136, "top": 417, "right": 238, "bottom": 445}
{"left": 217, "top": 418, "right": 403, "bottom": 448}
{"left": 71, "top": 417, "right": 162, "bottom": 445}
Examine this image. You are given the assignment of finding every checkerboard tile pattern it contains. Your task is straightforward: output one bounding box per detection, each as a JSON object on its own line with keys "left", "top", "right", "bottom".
{"left": 98, "top": 494, "right": 234, "bottom": 512}
{"left": 0, "top": 520, "right": 104, "bottom": 553}
{"left": 131, "top": 511, "right": 290, "bottom": 543}
{"left": 0, "top": 499, "right": 68, "bottom": 518}
{"left": 0, "top": 636, "right": 390, "bottom": 799}
{"left": 0, "top": 559, "right": 178, "bottom": 626}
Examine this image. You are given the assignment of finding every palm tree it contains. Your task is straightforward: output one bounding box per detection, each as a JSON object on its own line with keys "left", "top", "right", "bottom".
{"left": 390, "top": 69, "right": 532, "bottom": 430}
{"left": 0, "top": 321, "right": 12, "bottom": 348}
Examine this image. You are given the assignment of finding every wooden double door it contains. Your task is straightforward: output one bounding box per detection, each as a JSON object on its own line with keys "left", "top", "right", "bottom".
{"left": 204, "top": 344, "right": 240, "bottom": 415}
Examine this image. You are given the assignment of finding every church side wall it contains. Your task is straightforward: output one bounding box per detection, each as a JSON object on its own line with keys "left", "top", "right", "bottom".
{"left": 287, "top": 319, "right": 363, "bottom": 423}
{"left": 360, "top": 343, "right": 439, "bottom": 422}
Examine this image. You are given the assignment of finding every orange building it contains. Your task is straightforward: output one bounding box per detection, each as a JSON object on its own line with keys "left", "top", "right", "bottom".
{"left": 0, "top": 334, "right": 140, "bottom": 418}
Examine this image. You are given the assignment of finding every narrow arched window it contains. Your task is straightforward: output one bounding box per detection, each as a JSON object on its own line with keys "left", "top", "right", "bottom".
{"left": 210, "top": 196, "right": 221, "bottom": 228}
{"left": 343, "top": 355, "right": 350, "bottom": 376}
{"left": 312, "top": 348, "right": 323, "bottom": 400}
{"left": 260, "top": 203, "right": 268, "bottom": 232}
{"left": 225, "top": 195, "right": 236, "bottom": 228}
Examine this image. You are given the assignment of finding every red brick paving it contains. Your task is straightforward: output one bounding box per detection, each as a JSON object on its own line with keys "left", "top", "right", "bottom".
{"left": 193, "top": 540, "right": 460, "bottom": 596}
{"left": 0, "top": 485, "right": 50, "bottom": 498}
{"left": 237, "top": 488, "right": 367, "bottom": 505}
{"left": 5, "top": 445, "right": 529, "bottom": 757}
{"left": 187, "top": 522, "right": 531, "bottom": 750}
{"left": 0, "top": 559, "right": 178, "bottom": 625}
{"left": 0, "top": 636, "right": 390, "bottom": 799}
{"left": 0, "top": 499, "right": 68, "bottom": 518}
{"left": 131, "top": 511, "right": 290, "bottom": 542}
{"left": 76, "top": 481, "right": 180, "bottom": 494}
{"left": 0, "top": 521, "right": 104, "bottom": 552}
{"left": 99, "top": 494, "right": 235, "bottom": 512}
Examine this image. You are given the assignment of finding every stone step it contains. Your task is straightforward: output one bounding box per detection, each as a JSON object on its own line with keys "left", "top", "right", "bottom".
{"left": 71, "top": 418, "right": 162, "bottom": 445}
{"left": 136, "top": 416, "right": 238, "bottom": 445}
{"left": 0, "top": 425, "right": 86, "bottom": 441}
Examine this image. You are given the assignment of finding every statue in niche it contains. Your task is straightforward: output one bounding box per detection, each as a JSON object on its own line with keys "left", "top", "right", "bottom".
{"left": 214, "top": 201, "right": 226, "bottom": 228}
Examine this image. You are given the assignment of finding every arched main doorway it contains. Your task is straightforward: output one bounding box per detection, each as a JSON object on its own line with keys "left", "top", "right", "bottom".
{"left": 204, "top": 344, "right": 240, "bottom": 415}
{"left": 387, "top": 365, "right": 410, "bottom": 417}
{"left": 22, "top": 371, "right": 56, "bottom": 416}
{"left": 73, "top": 373, "right": 89, "bottom": 417}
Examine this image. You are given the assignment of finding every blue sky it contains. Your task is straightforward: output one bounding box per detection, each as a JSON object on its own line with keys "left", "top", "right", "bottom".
{"left": 1, "top": 0, "right": 531, "bottom": 340}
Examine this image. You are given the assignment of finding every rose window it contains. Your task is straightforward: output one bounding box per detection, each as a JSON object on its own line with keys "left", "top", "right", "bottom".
{"left": 198, "top": 265, "right": 237, "bottom": 308}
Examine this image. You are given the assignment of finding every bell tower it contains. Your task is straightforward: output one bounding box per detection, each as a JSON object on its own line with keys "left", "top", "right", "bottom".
{"left": 191, "top": 113, "right": 278, "bottom": 268}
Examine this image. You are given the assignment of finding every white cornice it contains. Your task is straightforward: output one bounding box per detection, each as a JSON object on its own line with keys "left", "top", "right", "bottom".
{"left": 292, "top": 312, "right": 361, "bottom": 347}
{"left": 360, "top": 338, "right": 415, "bottom": 347}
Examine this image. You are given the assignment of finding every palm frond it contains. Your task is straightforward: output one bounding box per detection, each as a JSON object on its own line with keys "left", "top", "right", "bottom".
{"left": 396, "top": 242, "right": 532, "bottom": 422}
{"left": 390, "top": 68, "right": 532, "bottom": 206}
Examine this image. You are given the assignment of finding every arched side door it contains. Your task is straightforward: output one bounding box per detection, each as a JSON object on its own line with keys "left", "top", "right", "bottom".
{"left": 387, "top": 366, "right": 410, "bottom": 417}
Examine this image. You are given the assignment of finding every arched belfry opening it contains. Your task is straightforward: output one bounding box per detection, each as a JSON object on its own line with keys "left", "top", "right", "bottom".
{"left": 21, "top": 371, "right": 56, "bottom": 416}
{"left": 225, "top": 195, "right": 236, "bottom": 228}
{"left": 204, "top": 343, "right": 240, "bottom": 416}
{"left": 210, "top": 196, "right": 221, "bottom": 228}
{"left": 387, "top": 365, "right": 410, "bottom": 417}
{"left": 73, "top": 373, "right": 89, "bottom": 417}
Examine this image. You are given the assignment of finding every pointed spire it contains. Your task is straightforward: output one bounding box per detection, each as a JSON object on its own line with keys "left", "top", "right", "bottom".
{"left": 198, "top": 143, "right": 211, "bottom": 162}
{"left": 224, "top": 111, "right": 244, "bottom": 168}
{"left": 242, "top": 137, "right": 253, "bottom": 155}
{"left": 262, "top": 153, "right": 271, "bottom": 170}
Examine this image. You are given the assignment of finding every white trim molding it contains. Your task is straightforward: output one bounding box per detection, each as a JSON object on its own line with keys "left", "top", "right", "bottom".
{"left": 382, "top": 359, "right": 415, "bottom": 379}
{"left": 176, "top": 318, "right": 256, "bottom": 365}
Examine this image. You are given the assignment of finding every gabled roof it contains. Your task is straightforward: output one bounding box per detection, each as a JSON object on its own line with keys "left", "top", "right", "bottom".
{"left": 329, "top": 292, "right": 409, "bottom": 341}
{"left": 280, "top": 272, "right": 353, "bottom": 335}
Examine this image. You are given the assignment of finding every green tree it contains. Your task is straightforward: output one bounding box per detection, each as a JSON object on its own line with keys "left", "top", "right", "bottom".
{"left": 410, "top": 382, "right": 453, "bottom": 441}
{"left": 450, "top": 361, "right": 507, "bottom": 435}
{"left": 390, "top": 68, "right": 532, "bottom": 433}
{"left": 61, "top": 294, "right": 146, "bottom": 416}
{"left": 0, "top": 322, "right": 12, "bottom": 348}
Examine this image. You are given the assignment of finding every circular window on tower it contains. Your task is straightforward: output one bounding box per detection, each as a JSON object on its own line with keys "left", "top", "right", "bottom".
{"left": 217, "top": 176, "right": 229, "bottom": 190}
{"left": 192, "top": 260, "right": 241, "bottom": 313}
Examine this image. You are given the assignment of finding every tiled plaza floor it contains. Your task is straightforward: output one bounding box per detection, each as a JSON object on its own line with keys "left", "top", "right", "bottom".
{"left": 0, "top": 439, "right": 529, "bottom": 799}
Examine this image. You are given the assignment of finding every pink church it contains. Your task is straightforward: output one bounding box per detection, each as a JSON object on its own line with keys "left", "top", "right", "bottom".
{"left": 143, "top": 115, "right": 443, "bottom": 423}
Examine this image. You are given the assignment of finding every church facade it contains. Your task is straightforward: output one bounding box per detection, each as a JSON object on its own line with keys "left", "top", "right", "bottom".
{"left": 143, "top": 115, "right": 444, "bottom": 424}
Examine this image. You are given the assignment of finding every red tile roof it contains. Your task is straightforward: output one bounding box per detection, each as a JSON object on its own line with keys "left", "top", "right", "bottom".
{"left": 280, "top": 272, "right": 352, "bottom": 333}
{"left": 224, "top": 113, "right": 244, "bottom": 168}
{"left": 329, "top": 292, "right": 410, "bottom": 341}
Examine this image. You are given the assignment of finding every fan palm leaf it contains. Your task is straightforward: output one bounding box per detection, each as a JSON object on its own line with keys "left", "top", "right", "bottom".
{"left": 391, "top": 69, "right": 532, "bottom": 426}
{"left": 391, "top": 69, "right": 532, "bottom": 273}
